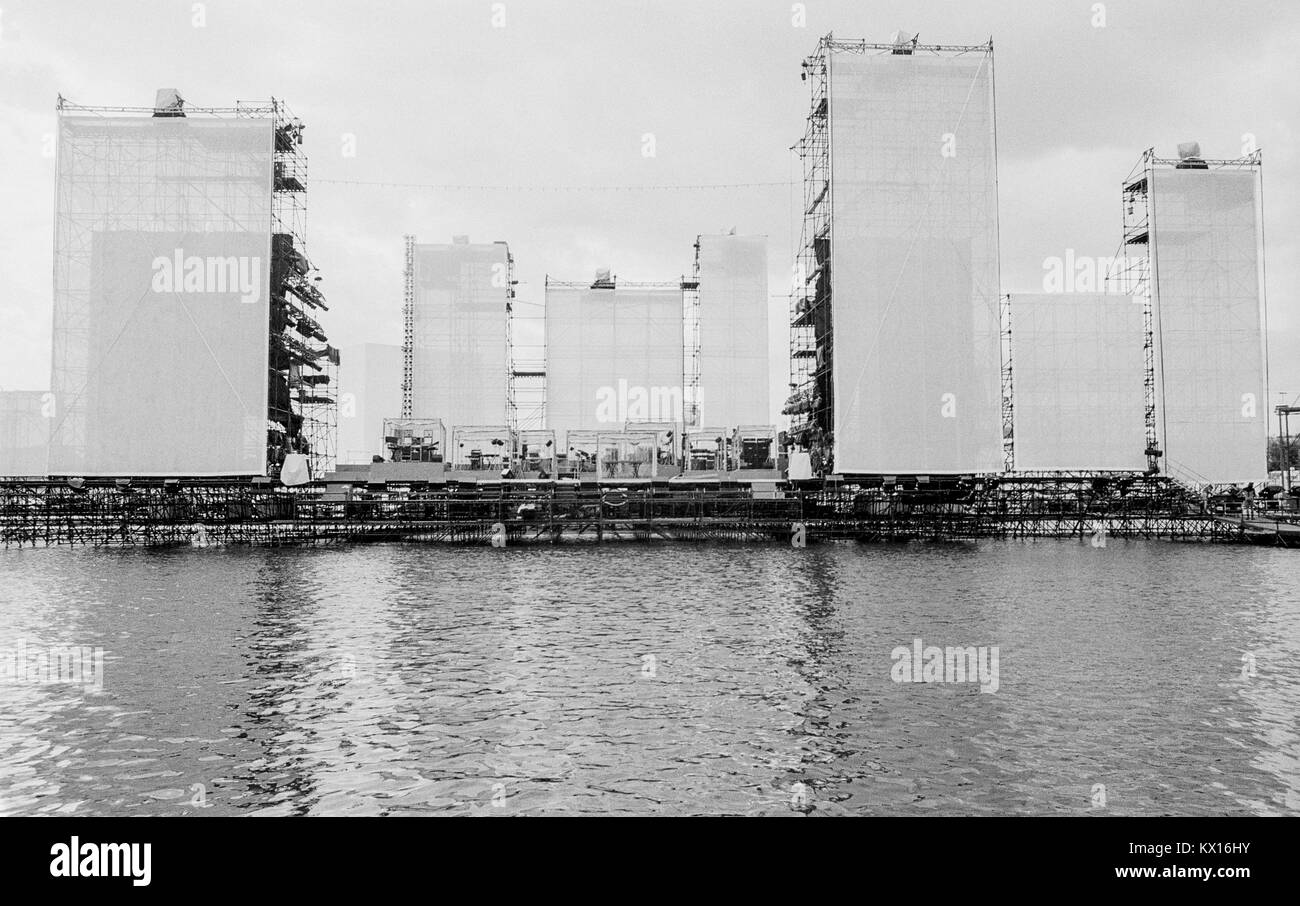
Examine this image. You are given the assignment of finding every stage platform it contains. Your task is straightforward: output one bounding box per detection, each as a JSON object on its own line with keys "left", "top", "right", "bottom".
{"left": 0, "top": 473, "right": 1281, "bottom": 548}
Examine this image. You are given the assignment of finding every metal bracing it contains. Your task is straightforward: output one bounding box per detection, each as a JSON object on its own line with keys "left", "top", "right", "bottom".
{"left": 1111, "top": 147, "right": 1267, "bottom": 486}
{"left": 270, "top": 98, "right": 336, "bottom": 477}
{"left": 1111, "top": 148, "right": 1159, "bottom": 471}
{"left": 508, "top": 259, "right": 547, "bottom": 433}
{"left": 50, "top": 96, "right": 335, "bottom": 478}
{"left": 506, "top": 249, "right": 518, "bottom": 431}
{"left": 401, "top": 234, "right": 415, "bottom": 419}
{"left": 1000, "top": 293, "right": 1015, "bottom": 471}
{"left": 683, "top": 241, "right": 702, "bottom": 429}
{"left": 1, "top": 473, "right": 1262, "bottom": 549}
{"left": 819, "top": 38, "right": 994, "bottom": 55}
{"left": 787, "top": 39, "right": 831, "bottom": 467}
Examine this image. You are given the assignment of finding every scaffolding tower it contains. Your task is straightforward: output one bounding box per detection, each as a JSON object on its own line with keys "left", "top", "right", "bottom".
{"left": 266, "top": 99, "right": 336, "bottom": 478}
{"left": 682, "top": 239, "right": 702, "bottom": 430}
{"left": 1000, "top": 293, "right": 1015, "bottom": 471}
{"left": 506, "top": 251, "right": 547, "bottom": 431}
{"left": 401, "top": 234, "right": 415, "bottom": 419}
{"left": 787, "top": 38, "right": 832, "bottom": 468}
{"left": 1111, "top": 149, "right": 1160, "bottom": 472}
{"left": 1111, "top": 146, "right": 1266, "bottom": 481}
{"left": 49, "top": 95, "right": 334, "bottom": 478}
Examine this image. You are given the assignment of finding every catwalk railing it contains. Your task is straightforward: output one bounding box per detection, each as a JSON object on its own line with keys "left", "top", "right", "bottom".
{"left": 0, "top": 476, "right": 1261, "bottom": 548}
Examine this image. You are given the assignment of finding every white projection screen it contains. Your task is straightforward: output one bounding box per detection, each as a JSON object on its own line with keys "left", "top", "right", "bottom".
{"left": 697, "top": 235, "right": 769, "bottom": 427}
{"left": 49, "top": 115, "right": 273, "bottom": 476}
{"left": 545, "top": 283, "right": 683, "bottom": 445}
{"left": 828, "top": 48, "right": 1003, "bottom": 474}
{"left": 410, "top": 243, "right": 509, "bottom": 431}
{"left": 1010, "top": 294, "right": 1147, "bottom": 471}
{"left": 1151, "top": 168, "right": 1266, "bottom": 484}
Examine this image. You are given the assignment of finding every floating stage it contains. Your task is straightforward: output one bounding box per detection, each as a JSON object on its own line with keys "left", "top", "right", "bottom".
{"left": 0, "top": 473, "right": 1284, "bottom": 549}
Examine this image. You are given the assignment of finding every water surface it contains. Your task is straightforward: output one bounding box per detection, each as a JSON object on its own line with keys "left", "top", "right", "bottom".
{"left": 1, "top": 539, "right": 1297, "bottom": 815}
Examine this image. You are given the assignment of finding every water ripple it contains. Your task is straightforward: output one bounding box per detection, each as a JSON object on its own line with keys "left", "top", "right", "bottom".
{"left": 0, "top": 540, "right": 1297, "bottom": 815}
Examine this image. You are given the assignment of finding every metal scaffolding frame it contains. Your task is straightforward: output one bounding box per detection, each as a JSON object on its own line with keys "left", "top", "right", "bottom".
{"left": 787, "top": 35, "right": 999, "bottom": 476}
{"left": 1110, "top": 147, "right": 1266, "bottom": 485}
{"left": 1111, "top": 149, "right": 1160, "bottom": 471}
{"left": 1, "top": 472, "right": 1263, "bottom": 549}
{"left": 787, "top": 38, "right": 832, "bottom": 466}
{"left": 1000, "top": 293, "right": 1015, "bottom": 471}
{"left": 267, "top": 98, "right": 336, "bottom": 478}
{"left": 49, "top": 96, "right": 336, "bottom": 479}
{"left": 506, "top": 251, "right": 548, "bottom": 431}
{"left": 401, "top": 234, "right": 415, "bottom": 419}
{"left": 683, "top": 240, "right": 702, "bottom": 429}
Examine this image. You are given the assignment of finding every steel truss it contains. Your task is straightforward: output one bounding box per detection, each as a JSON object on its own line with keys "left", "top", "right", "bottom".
{"left": 788, "top": 38, "right": 832, "bottom": 469}
{"left": 1, "top": 474, "right": 1258, "bottom": 548}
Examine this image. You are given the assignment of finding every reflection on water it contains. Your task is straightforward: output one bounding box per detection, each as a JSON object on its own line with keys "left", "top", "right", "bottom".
{"left": 0, "top": 540, "right": 1297, "bottom": 815}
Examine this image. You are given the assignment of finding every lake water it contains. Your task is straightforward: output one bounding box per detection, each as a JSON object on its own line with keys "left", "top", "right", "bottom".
{"left": 1, "top": 539, "right": 1297, "bottom": 815}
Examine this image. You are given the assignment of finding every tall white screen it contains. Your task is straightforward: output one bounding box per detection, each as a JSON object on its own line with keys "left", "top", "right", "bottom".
{"left": 697, "top": 235, "right": 769, "bottom": 427}
{"left": 410, "top": 243, "right": 510, "bottom": 431}
{"left": 50, "top": 116, "right": 273, "bottom": 476}
{"left": 1151, "top": 168, "right": 1266, "bottom": 484}
{"left": 545, "top": 283, "right": 683, "bottom": 444}
{"left": 828, "top": 49, "right": 1003, "bottom": 474}
{"left": 1011, "top": 294, "right": 1147, "bottom": 471}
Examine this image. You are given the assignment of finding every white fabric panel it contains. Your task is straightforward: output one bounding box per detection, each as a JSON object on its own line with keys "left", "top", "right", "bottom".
{"left": 337, "top": 343, "right": 402, "bottom": 464}
{"left": 543, "top": 285, "right": 588, "bottom": 444}
{"left": 410, "top": 243, "right": 510, "bottom": 432}
{"left": 1010, "top": 294, "right": 1147, "bottom": 471}
{"left": 697, "top": 234, "right": 769, "bottom": 427}
{"left": 1151, "top": 169, "right": 1266, "bottom": 484}
{"left": 0, "top": 391, "right": 50, "bottom": 477}
{"left": 828, "top": 50, "right": 1003, "bottom": 474}
{"left": 545, "top": 284, "right": 683, "bottom": 446}
{"left": 49, "top": 116, "right": 273, "bottom": 476}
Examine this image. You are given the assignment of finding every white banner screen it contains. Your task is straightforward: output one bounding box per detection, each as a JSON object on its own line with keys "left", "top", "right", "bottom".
{"left": 697, "top": 235, "right": 769, "bottom": 427}
{"left": 410, "top": 243, "right": 510, "bottom": 431}
{"left": 1151, "top": 168, "right": 1266, "bottom": 484}
{"left": 828, "top": 49, "right": 1003, "bottom": 474}
{"left": 545, "top": 284, "right": 683, "bottom": 444}
{"left": 50, "top": 116, "right": 273, "bottom": 475}
{"left": 1011, "top": 294, "right": 1147, "bottom": 471}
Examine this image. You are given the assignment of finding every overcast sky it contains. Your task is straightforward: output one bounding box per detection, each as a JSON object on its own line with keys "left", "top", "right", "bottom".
{"left": 2, "top": 0, "right": 1297, "bottom": 408}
